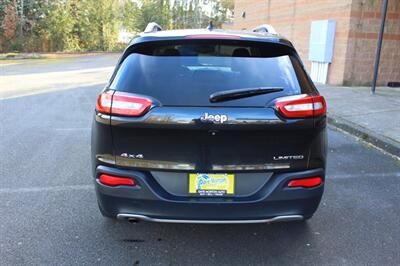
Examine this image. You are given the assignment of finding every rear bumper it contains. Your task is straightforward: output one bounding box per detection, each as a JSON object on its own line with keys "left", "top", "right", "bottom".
{"left": 95, "top": 166, "right": 324, "bottom": 223}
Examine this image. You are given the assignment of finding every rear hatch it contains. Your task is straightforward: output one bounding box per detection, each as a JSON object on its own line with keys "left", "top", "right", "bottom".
{"left": 104, "top": 40, "right": 320, "bottom": 172}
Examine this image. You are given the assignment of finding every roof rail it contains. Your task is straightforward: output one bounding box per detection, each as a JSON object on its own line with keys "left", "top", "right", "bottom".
{"left": 207, "top": 21, "right": 214, "bottom": 31}
{"left": 252, "top": 24, "right": 277, "bottom": 34}
{"left": 144, "top": 22, "right": 162, "bottom": 33}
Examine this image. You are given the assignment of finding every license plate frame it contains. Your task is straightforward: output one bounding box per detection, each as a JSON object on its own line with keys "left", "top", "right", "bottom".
{"left": 188, "top": 173, "right": 235, "bottom": 196}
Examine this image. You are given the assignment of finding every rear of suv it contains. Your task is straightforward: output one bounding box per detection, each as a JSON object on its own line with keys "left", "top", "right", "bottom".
{"left": 91, "top": 27, "right": 327, "bottom": 223}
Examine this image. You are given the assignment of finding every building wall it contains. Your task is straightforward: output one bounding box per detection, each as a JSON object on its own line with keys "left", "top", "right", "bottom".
{"left": 232, "top": 0, "right": 400, "bottom": 86}
{"left": 344, "top": 0, "right": 400, "bottom": 86}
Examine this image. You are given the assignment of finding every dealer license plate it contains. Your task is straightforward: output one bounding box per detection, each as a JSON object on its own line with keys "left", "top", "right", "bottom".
{"left": 189, "top": 173, "right": 234, "bottom": 196}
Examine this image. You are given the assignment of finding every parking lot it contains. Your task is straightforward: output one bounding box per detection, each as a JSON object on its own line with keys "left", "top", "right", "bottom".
{"left": 1, "top": 54, "right": 399, "bottom": 265}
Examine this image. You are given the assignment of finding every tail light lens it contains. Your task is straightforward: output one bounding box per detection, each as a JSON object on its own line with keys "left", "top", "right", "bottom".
{"left": 111, "top": 92, "right": 152, "bottom": 116}
{"left": 99, "top": 174, "right": 136, "bottom": 187}
{"left": 96, "top": 91, "right": 152, "bottom": 117}
{"left": 275, "top": 94, "right": 326, "bottom": 118}
{"left": 287, "top": 177, "right": 322, "bottom": 188}
{"left": 96, "top": 90, "right": 113, "bottom": 114}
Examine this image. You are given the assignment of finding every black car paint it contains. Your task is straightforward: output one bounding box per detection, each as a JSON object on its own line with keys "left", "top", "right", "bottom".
{"left": 91, "top": 29, "right": 327, "bottom": 222}
{"left": 95, "top": 166, "right": 324, "bottom": 220}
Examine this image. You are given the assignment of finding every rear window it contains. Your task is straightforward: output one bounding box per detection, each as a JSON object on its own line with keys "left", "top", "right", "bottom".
{"left": 110, "top": 42, "right": 313, "bottom": 107}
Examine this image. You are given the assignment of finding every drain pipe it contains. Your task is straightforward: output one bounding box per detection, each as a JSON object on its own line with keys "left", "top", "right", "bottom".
{"left": 371, "top": 0, "right": 389, "bottom": 95}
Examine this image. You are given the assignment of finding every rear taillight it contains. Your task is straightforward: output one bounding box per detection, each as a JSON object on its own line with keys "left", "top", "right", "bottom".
{"left": 96, "top": 91, "right": 152, "bottom": 117}
{"left": 275, "top": 94, "right": 326, "bottom": 118}
{"left": 287, "top": 177, "right": 322, "bottom": 188}
{"left": 99, "top": 174, "right": 136, "bottom": 187}
{"left": 111, "top": 92, "right": 152, "bottom": 116}
{"left": 96, "top": 90, "right": 113, "bottom": 114}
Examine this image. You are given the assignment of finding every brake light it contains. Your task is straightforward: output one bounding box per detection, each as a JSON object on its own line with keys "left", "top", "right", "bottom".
{"left": 96, "top": 91, "right": 152, "bottom": 117}
{"left": 185, "top": 35, "right": 241, "bottom": 39}
{"left": 99, "top": 174, "right": 136, "bottom": 187}
{"left": 275, "top": 94, "right": 326, "bottom": 118}
{"left": 287, "top": 177, "right": 322, "bottom": 188}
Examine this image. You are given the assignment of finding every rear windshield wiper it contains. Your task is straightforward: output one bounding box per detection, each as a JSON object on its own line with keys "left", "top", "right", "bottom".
{"left": 209, "top": 87, "right": 284, "bottom": 103}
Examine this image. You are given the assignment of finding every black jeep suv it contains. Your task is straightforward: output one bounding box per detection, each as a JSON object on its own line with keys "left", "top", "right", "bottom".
{"left": 91, "top": 26, "right": 327, "bottom": 224}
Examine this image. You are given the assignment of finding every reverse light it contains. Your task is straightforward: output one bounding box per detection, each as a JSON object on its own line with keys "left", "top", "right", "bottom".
{"left": 287, "top": 177, "right": 322, "bottom": 188}
{"left": 275, "top": 94, "right": 326, "bottom": 118}
{"left": 99, "top": 174, "right": 136, "bottom": 187}
{"left": 111, "top": 91, "right": 152, "bottom": 116}
{"left": 96, "top": 91, "right": 153, "bottom": 117}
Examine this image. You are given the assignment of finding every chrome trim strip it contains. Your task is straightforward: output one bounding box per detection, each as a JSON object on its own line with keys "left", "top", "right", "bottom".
{"left": 116, "top": 214, "right": 304, "bottom": 224}
{"left": 212, "top": 163, "right": 290, "bottom": 171}
{"left": 96, "top": 154, "right": 116, "bottom": 164}
{"left": 116, "top": 157, "right": 195, "bottom": 170}
{"left": 116, "top": 157, "right": 290, "bottom": 171}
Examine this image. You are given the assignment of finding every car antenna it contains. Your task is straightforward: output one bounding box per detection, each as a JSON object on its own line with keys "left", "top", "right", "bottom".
{"left": 207, "top": 21, "right": 214, "bottom": 31}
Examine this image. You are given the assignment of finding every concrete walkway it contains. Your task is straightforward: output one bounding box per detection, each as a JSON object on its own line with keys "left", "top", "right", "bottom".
{"left": 318, "top": 85, "right": 400, "bottom": 157}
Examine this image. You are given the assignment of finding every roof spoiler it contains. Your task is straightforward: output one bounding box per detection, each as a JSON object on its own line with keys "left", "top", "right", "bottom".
{"left": 252, "top": 24, "right": 277, "bottom": 34}
{"left": 144, "top": 22, "right": 162, "bottom": 33}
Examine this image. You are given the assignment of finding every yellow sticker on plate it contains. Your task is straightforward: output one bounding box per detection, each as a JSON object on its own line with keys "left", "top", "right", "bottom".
{"left": 189, "top": 173, "right": 234, "bottom": 196}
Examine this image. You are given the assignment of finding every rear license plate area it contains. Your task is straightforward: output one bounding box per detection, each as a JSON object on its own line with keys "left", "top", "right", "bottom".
{"left": 188, "top": 173, "right": 234, "bottom": 196}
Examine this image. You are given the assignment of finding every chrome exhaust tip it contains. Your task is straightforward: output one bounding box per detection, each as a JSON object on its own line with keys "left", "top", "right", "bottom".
{"left": 127, "top": 218, "right": 139, "bottom": 224}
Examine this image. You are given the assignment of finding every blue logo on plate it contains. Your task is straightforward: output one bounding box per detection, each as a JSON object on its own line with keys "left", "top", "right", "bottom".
{"left": 197, "top": 174, "right": 210, "bottom": 189}
{"left": 196, "top": 174, "right": 226, "bottom": 189}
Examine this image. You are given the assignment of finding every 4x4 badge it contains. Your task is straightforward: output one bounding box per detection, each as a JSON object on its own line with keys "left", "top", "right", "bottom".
{"left": 200, "top": 113, "right": 228, "bottom": 124}
{"left": 121, "top": 153, "right": 144, "bottom": 159}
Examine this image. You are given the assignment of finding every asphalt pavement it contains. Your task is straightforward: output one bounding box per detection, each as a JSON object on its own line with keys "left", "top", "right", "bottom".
{"left": 1, "top": 53, "right": 120, "bottom": 76}
{"left": 318, "top": 85, "right": 400, "bottom": 157}
{"left": 1, "top": 55, "right": 399, "bottom": 265}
